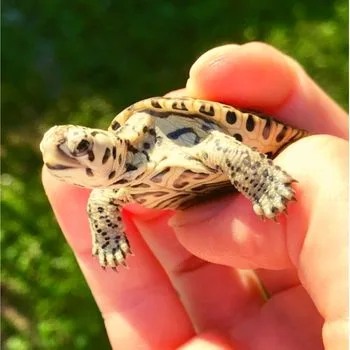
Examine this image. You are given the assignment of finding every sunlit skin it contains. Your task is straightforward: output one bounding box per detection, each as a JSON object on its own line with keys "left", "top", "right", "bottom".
{"left": 42, "top": 42, "right": 348, "bottom": 349}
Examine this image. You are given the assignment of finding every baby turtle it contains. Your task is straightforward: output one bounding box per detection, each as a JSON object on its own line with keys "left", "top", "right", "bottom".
{"left": 40, "top": 97, "right": 308, "bottom": 269}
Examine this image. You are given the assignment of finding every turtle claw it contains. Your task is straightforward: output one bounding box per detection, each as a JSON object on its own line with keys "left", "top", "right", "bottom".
{"left": 258, "top": 214, "right": 266, "bottom": 222}
{"left": 272, "top": 216, "right": 280, "bottom": 224}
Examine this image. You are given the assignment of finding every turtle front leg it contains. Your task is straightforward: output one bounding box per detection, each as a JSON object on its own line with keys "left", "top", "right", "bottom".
{"left": 196, "top": 131, "right": 296, "bottom": 219}
{"left": 87, "top": 188, "right": 131, "bottom": 269}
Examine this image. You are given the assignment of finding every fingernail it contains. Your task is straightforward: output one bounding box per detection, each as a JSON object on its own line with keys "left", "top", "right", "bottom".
{"left": 188, "top": 44, "right": 241, "bottom": 79}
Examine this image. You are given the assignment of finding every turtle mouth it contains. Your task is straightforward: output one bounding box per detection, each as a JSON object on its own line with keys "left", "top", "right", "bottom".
{"left": 43, "top": 146, "right": 81, "bottom": 171}
{"left": 45, "top": 163, "right": 75, "bottom": 170}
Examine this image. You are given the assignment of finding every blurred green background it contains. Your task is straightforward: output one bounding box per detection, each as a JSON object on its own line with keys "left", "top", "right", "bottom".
{"left": 2, "top": 1, "right": 348, "bottom": 349}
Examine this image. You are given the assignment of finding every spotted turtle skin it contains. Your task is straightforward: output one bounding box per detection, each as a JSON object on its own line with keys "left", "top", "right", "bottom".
{"left": 40, "top": 97, "right": 308, "bottom": 269}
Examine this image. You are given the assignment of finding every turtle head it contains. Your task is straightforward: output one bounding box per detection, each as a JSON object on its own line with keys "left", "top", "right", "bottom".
{"left": 40, "top": 125, "right": 125, "bottom": 188}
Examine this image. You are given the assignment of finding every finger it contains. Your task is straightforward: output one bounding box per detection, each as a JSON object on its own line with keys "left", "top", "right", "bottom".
{"left": 169, "top": 135, "right": 343, "bottom": 269}
{"left": 42, "top": 169, "right": 195, "bottom": 349}
{"left": 132, "top": 213, "right": 264, "bottom": 332}
{"left": 230, "top": 285, "right": 324, "bottom": 350}
{"left": 186, "top": 42, "right": 348, "bottom": 139}
{"left": 170, "top": 135, "right": 348, "bottom": 334}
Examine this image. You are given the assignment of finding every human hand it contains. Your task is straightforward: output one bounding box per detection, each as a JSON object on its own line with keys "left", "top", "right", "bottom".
{"left": 42, "top": 42, "right": 348, "bottom": 349}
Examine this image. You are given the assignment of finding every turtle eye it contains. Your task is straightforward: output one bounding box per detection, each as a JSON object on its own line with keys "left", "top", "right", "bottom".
{"left": 74, "top": 139, "right": 91, "bottom": 156}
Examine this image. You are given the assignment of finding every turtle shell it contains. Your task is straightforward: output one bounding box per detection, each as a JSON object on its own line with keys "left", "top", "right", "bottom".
{"left": 108, "top": 97, "right": 308, "bottom": 158}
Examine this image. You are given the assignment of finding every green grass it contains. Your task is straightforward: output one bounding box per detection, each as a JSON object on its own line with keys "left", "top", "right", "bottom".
{"left": 2, "top": 1, "right": 348, "bottom": 348}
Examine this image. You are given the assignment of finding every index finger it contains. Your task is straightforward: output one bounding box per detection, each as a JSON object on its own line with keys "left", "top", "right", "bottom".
{"left": 42, "top": 169, "right": 195, "bottom": 349}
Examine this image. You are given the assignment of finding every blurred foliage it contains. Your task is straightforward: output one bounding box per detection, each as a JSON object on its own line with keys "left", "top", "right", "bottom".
{"left": 1, "top": 0, "right": 348, "bottom": 348}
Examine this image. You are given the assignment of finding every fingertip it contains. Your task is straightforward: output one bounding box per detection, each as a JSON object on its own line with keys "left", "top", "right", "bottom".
{"left": 186, "top": 42, "right": 295, "bottom": 111}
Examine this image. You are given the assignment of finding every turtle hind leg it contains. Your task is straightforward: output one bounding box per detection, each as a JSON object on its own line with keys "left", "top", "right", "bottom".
{"left": 87, "top": 188, "right": 132, "bottom": 269}
{"left": 196, "top": 130, "right": 296, "bottom": 219}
